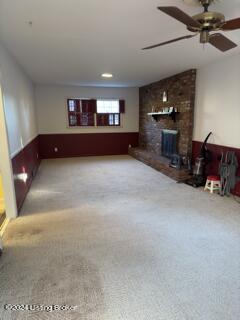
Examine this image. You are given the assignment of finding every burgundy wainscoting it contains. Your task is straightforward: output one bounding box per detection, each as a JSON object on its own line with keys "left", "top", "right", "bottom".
{"left": 39, "top": 132, "right": 139, "bottom": 159}
{"left": 11, "top": 136, "right": 41, "bottom": 212}
{"left": 192, "top": 141, "right": 240, "bottom": 197}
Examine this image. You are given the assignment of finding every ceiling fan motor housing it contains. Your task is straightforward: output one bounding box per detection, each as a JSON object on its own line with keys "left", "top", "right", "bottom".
{"left": 187, "top": 11, "right": 225, "bottom": 32}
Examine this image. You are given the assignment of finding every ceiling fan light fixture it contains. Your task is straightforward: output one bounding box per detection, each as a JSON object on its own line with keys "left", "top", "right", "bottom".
{"left": 200, "top": 30, "right": 209, "bottom": 43}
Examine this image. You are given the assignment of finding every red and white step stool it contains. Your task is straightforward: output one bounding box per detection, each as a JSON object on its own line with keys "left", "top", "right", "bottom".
{"left": 204, "top": 175, "right": 221, "bottom": 194}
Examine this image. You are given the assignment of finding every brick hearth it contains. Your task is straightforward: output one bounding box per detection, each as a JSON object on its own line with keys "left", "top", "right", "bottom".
{"left": 129, "top": 148, "right": 191, "bottom": 182}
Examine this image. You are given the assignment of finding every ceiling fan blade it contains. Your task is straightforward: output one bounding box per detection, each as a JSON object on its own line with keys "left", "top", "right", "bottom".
{"left": 158, "top": 6, "right": 201, "bottom": 29}
{"left": 222, "top": 17, "right": 240, "bottom": 30}
{"left": 209, "top": 33, "right": 237, "bottom": 52}
{"left": 142, "top": 34, "right": 197, "bottom": 50}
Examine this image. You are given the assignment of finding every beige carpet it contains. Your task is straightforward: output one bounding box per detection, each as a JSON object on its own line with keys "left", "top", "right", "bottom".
{"left": 0, "top": 155, "right": 240, "bottom": 320}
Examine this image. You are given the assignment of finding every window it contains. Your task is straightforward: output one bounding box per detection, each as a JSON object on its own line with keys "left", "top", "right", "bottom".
{"left": 110, "top": 114, "right": 120, "bottom": 125}
{"left": 97, "top": 100, "right": 119, "bottom": 114}
{"left": 67, "top": 99, "right": 125, "bottom": 127}
{"left": 68, "top": 99, "right": 75, "bottom": 111}
{"left": 96, "top": 100, "right": 121, "bottom": 126}
{"left": 67, "top": 99, "right": 96, "bottom": 127}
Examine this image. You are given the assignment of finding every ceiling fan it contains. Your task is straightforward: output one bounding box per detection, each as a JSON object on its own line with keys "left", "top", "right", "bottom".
{"left": 142, "top": 0, "right": 240, "bottom": 52}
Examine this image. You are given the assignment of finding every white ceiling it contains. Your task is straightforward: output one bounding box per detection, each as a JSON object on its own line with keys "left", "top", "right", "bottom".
{"left": 0, "top": 0, "right": 240, "bottom": 87}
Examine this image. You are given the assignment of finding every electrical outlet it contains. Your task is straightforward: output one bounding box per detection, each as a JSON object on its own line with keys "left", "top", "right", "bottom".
{"left": 54, "top": 147, "right": 58, "bottom": 152}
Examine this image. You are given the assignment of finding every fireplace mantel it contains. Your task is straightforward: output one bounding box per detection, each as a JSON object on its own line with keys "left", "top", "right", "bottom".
{"left": 147, "top": 109, "right": 179, "bottom": 122}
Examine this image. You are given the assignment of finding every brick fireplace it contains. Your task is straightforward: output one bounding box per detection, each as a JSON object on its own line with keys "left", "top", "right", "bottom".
{"left": 129, "top": 69, "right": 196, "bottom": 181}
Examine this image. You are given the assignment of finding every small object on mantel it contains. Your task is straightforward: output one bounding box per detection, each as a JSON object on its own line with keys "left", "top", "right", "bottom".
{"left": 147, "top": 107, "right": 179, "bottom": 122}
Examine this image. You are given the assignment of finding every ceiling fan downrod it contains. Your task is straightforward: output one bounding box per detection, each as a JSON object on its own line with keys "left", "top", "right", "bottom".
{"left": 199, "top": 0, "right": 212, "bottom": 12}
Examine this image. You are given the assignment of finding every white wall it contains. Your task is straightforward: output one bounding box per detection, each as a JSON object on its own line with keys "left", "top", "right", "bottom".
{"left": 0, "top": 42, "right": 37, "bottom": 157}
{"left": 35, "top": 85, "right": 139, "bottom": 134}
{"left": 194, "top": 54, "right": 240, "bottom": 148}
{"left": 0, "top": 86, "right": 17, "bottom": 219}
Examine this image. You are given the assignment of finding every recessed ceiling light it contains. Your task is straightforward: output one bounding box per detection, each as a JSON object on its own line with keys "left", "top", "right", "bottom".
{"left": 101, "top": 73, "right": 113, "bottom": 78}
